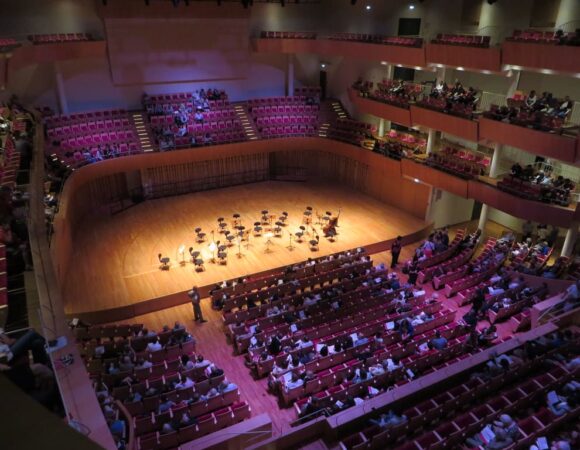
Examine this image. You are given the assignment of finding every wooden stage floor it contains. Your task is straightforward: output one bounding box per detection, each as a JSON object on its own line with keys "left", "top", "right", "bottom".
{"left": 63, "top": 181, "right": 426, "bottom": 317}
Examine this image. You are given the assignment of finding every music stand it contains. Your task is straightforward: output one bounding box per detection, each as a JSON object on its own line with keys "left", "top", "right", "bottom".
{"left": 264, "top": 232, "right": 274, "bottom": 253}
{"left": 287, "top": 231, "right": 295, "bottom": 251}
{"left": 236, "top": 235, "right": 243, "bottom": 258}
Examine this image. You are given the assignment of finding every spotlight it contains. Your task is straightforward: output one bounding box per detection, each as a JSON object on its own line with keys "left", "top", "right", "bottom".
{"left": 366, "top": 4, "right": 371, "bottom": 10}
{"left": 409, "top": 4, "right": 415, "bottom": 10}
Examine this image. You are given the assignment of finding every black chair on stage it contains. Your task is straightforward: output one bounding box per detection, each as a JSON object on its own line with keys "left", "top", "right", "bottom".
{"left": 218, "top": 245, "right": 228, "bottom": 265}
{"left": 188, "top": 247, "right": 201, "bottom": 264}
{"left": 303, "top": 206, "right": 313, "bottom": 225}
{"left": 194, "top": 258, "right": 205, "bottom": 272}
{"left": 253, "top": 221, "right": 263, "bottom": 236}
{"left": 309, "top": 239, "right": 319, "bottom": 251}
{"left": 279, "top": 211, "right": 289, "bottom": 225}
{"left": 274, "top": 222, "right": 283, "bottom": 237}
{"left": 225, "top": 231, "right": 236, "bottom": 246}
{"left": 261, "top": 209, "right": 270, "bottom": 225}
{"left": 232, "top": 213, "right": 241, "bottom": 228}
{"left": 218, "top": 217, "right": 228, "bottom": 234}
{"left": 295, "top": 226, "right": 305, "bottom": 243}
{"left": 195, "top": 227, "right": 206, "bottom": 243}
{"left": 158, "top": 253, "right": 170, "bottom": 270}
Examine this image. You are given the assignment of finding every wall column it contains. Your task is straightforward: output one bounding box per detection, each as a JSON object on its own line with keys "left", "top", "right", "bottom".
{"left": 378, "top": 118, "right": 385, "bottom": 138}
{"left": 506, "top": 69, "right": 521, "bottom": 98}
{"left": 54, "top": 62, "right": 68, "bottom": 115}
{"left": 287, "top": 54, "right": 295, "bottom": 97}
{"left": 424, "top": 187, "right": 439, "bottom": 223}
{"left": 478, "top": 204, "right": 489, "bottom": 232}
{"left": 489, "top": 142, "right": 503, "bottom": 178}
{"left": 561, "top": 223, "right": 579, "bottom": 257}
{"left": 435, "top": 66, "right": 447, "bottom": 84}
{"left": 426, "top": 128, "right": 436, "bottom": 155}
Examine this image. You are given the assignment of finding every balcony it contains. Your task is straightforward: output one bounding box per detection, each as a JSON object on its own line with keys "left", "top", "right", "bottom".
{"left": 8, "top": 40, "right": 106, "bottom": 73}
{"left": 401, "top": 159, "right": 468, "bottom": 198}
{"left": 479, "top": 117, "right": 579, "bottom": 164}
{"left": 410, "top": 105, "right": 479, "bottom": 142}
{"left": 502, "top": 41, "right": 580, "bottom": 74}
{"left": 252, "top": 38, "right": 426, "bottom": 67}
{"left": 348, "top": 88, "right": 412, "bottom": 127}
{"left": 425, "top": 43, "right": 501, "bottom": 72}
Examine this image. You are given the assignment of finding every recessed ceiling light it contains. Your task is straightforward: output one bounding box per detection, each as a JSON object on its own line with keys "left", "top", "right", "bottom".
{"left": 366, "top": 5, "right": 371, "bottom": 10}
{"left": 457, "top": 66, "right": 464, "bottom": 71}
{"left": 409, "top": 4, "right": 415, "bottom": 9}
{"left": 381, "top": 61, "right": 388, "bottom": 65}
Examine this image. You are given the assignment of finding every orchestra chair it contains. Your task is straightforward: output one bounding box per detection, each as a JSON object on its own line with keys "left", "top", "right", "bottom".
{"left": 279, "top": 211, "right": 288, "bottom": 225}
{"left": 219, "top": 221, "right": 228, "bottom": 234}
{"left": 158, "top": 253, "right": 170, "bottom": 270}
{"left": 189, "top": 248, "right": 200, "bottom": 264}
{"left": 261, "top": 209, "right": 269, "bottom": 225}
{"left": 194, "top": 258, "right": 205, "bottom": 272}
{"left": 225, "top": 231, "right": 236, "bottom": 246}
{"left": 232, "top": 213, "right": 241, "bottom": 228}
{"left": 218, "top": 247, "right": 228, "bottom": 265}
{"left": 195, "top": 227, "right": 206, "bottom": 243}
{"left": 253, "top": 222, "right": 263, "bottom": 237}
{"left": 295, "top": 226, "right": 305, "bottom": 243}
{"left": 309, "top": 239, "right": 319, "bottom": 251}
{"left": 274, "top": 222, "right": 283, "bottom": 237}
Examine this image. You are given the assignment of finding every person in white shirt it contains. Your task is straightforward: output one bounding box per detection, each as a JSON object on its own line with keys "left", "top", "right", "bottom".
{"left": 146, "top": 337, "right": 163, "bottom": 352}
{"left": 285, "top": 372, "right": 304, "bottom": 391}
{"left": 193, "top": 355, "right": 211, "bottom": 369}
{"left": 175, "top": 374, "right": 195, "bottom": 390}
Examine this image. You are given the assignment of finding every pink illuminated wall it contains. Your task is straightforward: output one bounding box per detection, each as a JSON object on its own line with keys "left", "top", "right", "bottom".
{"left": 105, "top": 18, "right": 252, "bottom": 85}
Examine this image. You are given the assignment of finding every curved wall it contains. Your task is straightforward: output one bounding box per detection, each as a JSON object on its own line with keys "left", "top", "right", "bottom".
{"left": 51, "top": 137, "right": 430, "bottom": 291}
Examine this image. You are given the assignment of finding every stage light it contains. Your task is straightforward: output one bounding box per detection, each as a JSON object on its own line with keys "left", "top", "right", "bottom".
{"left": 365, "top": 5, "right": 371, "bottom": 10}
{"left": 409, "top": 4, "right": 415, "bottom": 10}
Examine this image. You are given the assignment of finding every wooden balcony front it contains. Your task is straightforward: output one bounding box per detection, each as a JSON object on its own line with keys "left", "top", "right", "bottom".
{"left": 348, "top": 88, "right": 413, "bottom": 128}
{"left": 410, "top": 105, "right": 479, "bottom": 142}
{"left": 502, "top": 41, "right": 580, "bottom": 74}
{"left": 426, "top": 43, "right": 501, "bottom": 72}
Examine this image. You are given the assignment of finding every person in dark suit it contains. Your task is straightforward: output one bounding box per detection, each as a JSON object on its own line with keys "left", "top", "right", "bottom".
{"left": 188, "top": 286, "right": 207, "bottom": 323}
{"left": 391, "top": 236, "right": 402, "bottom": 268}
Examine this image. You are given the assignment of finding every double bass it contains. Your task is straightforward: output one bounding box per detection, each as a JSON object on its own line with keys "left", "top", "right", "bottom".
{"left": 323, "top": 208, "right": 341, "bottom": 237}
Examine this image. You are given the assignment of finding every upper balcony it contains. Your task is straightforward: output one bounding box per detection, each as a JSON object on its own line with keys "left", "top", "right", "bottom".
{"left": 502, "top": 30, "right": 580, "bottom": 74}
{"left": 410, "top": 104, "right": 479, "bottom": 142}
{"left": 425, "top": 34, "right": 502, "bottom": 73}
{"left": 348, "top": 88, "right": 412, "bottom": 128}
{"left": 479, "top": 116, "right": 579, "bottom": 164}
{"left": 253, "top": 32, "right": 426, "bottom": 67}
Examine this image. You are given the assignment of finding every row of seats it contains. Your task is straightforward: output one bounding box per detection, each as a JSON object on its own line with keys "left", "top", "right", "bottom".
{"left": 47, "top": 118, "right": 132, "bottom": 139}
{"left": 29, "top": 33, "right": 93, "bottom": 44}
{"left": 44, "top": 109, "right": 128, "bottom": 127}
{"left": 327, "top": 33, "right": 423, "bottom": 47}
{"left": 417, "top": 96, "right": 475, "bottom": 119}
{"left": 431, "top": 33, "right": 491, "bottom": 47}
{"left": 340, "top": 336, "right": 578, "bottom": 450}
{"left": 250, "top": 104, "right": 318, "bottom": 116}
{"left": 260, "top": 31, "right": 317, "bottom": 39}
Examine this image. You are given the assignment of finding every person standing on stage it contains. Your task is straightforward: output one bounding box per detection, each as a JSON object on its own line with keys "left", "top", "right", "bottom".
{"left": 189, "top": 286, "right": 207, "bottom": 323}
{"left": 391, "top": 236, "right": 402, "bottom": 268}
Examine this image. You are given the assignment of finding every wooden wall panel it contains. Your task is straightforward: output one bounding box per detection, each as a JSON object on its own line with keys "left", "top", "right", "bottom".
{"left": 479, "top": 117, "right": 578, "bottom": 163}
{"left": 425, "top": 44, "right": 501, "bottom": 72}
{"left": 410, "top": 105, "right": 479, "bottom": 142}
{"left": 348, "top": 88, "right": 413, "bottom": 127}
{"left": 401, "top": 159, "right": 469, "bottom": 198}
{"left": 501, "top": 41, "right": 580, "bottom": 74}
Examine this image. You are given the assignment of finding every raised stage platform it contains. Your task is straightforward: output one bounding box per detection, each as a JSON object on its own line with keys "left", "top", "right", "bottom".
{"left": 63, "top": 181, "right": 429, "bottom": 322}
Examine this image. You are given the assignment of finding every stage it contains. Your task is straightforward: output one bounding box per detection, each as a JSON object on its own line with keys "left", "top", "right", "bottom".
{"left": 63, "top": 181, "right": 429, "bottom": 321}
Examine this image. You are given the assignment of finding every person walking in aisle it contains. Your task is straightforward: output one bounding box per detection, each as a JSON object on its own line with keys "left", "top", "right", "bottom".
{"left": 391, "top": 236, "right": 402, "bottom": 268}
{"left": 189, "top": 286, "right": 207, "bottom": 323}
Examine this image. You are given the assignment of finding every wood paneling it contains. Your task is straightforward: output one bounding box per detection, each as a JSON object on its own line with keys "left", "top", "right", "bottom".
{"left": 467, "top": 180, "right": 576, "bottom": 227}
{"left": 401, "top": 159, "right": 469, "bottom": 198}
{"left": 502, "top": 41, "right": 580, "bottom": 74}
{"left": 479, "top": 117, "right": 578, "bottom": 163}
{"left": 252, "top": 38, "right": 426, "bottom": 67}
{"left": 348, "top": 88, "right": 413, "bottom": 127}
{"left": 410, "top": 105, "right": 479, "bottom": 142}
{"left": 8, "top": 41, "right": 107, "bottom": 75}
{"left": 426, "top": 43, "right": 501, "bottom": 72}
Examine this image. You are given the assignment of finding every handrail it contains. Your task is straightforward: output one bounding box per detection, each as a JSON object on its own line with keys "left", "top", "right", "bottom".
{"left": 115, "top": 400, "right": 135, "bottom": 450}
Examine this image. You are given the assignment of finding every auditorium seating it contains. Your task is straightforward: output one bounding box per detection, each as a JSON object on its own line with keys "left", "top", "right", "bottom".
{"left": 327, "top": 33, "right": 423, "bottom": 47}
{"left": 484, "top": 103, "right": 568, "bottom": 134}
{"left": 431, "top": 33, "right": 491, "bottom": 47}
{"left": 29, "top": 33, "right": 93, "bottom": 44}
{"left": 44, "top": 109, "right": 140, "bottom": 167}
{"left": 417, "top": 95, "right": 476, "bottom": 119}
{"left": 497, "top": 175, "right": 574, "bottom": 207}
{"left": 327, "top": 118, "right": 375, "bottom": 146}
{"left": 260, "top": 31, "right": 317, "bottom": 39}
{"left": 339, "top": 330, "right": 579, "bottom": 450}
{"left": 426, "top": 145, "right": 490, "bottom": 179}
{"left": 75, "top": 323, "right": 252, "bottom": 449}
{"left": 507, "top": 29, "right": 580, "bottom": 46}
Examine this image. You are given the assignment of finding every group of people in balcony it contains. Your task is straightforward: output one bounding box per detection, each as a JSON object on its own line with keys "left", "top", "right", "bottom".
{"left": 428, "top": 80, "right": 480, "bottom": 109}
{"left": 523, "top": 90, "right": 573, "bottom": 119}
{"left": 487, "top": 90, "right": 574, "bottom": 131}
{"left": 507, "top": 163, "right": 575, "bottom": 206}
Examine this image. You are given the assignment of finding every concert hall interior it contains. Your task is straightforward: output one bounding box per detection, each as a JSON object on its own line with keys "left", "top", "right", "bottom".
{"left": 1, "top": 1, "right": 580, "bottom": 450}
